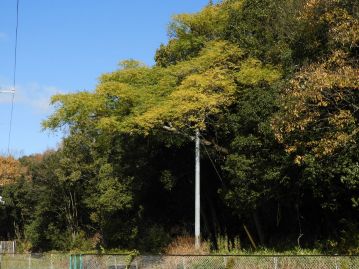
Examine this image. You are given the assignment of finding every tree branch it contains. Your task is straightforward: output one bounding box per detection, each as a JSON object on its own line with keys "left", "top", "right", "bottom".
{"left": 163, "top": 125, "right": 229, "bottom": 155}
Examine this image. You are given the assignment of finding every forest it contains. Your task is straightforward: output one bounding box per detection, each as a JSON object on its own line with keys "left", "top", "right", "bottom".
{"left": 0, "top": 0, "right": 358, "bottom": 254}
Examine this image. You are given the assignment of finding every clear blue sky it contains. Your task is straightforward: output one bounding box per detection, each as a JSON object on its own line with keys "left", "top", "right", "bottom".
{"left": 0, "top": 0, "right": 214, "bottom": 156}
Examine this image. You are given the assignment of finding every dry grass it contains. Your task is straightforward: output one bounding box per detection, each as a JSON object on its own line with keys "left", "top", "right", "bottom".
{"left": 164, "top": 236, "right": 210, "bottom": 255}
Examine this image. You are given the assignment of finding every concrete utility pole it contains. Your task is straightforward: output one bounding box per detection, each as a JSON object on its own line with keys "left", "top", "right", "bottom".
{"left": 195, "top": 129, "right": 201, "bottom": 250}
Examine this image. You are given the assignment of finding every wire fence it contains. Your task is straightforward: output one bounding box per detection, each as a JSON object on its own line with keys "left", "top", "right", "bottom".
{"left": 0, "top": 254, "right": 357, "bottom": 269}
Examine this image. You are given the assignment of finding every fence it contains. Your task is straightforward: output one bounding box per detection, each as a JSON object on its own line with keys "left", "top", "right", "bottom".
{"left": 0, "top": 254, "right": 357, "bottom": 269}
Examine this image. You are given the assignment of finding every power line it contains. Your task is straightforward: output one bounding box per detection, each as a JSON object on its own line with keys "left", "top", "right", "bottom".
{"left": 199, "top": 133, "right": 225, "bottom": 186}
{"left": 7, "top": 0, "right": 20, "bottom": 155}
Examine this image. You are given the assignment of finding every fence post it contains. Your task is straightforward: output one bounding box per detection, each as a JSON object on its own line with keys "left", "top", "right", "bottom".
{"left": 224, "top": 256, "right": 227, "bottom": 268}
{"left": 50, "top": 253, "right": 53, "bottom": 269}
{"left": 80, "top": 255, "right": 83, "bottom": 269}
{"left": 69, "top": 255, "right": 72, "bottom": 269}
{"left": 28, "top": 254, "right": 31, "bottom": 269}
{"left": 273, "top": 257, "right": 278, "bottom": 269}
{"left": 182, "top": 257, "right": 186, "bottom": 269}
{"left": 335, "top": 256, "right": 339, "bottom": 269}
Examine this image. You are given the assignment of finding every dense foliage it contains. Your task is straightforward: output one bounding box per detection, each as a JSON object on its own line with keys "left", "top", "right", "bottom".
{"left": 0, "top": 0, "right": 358, "bottom": 254}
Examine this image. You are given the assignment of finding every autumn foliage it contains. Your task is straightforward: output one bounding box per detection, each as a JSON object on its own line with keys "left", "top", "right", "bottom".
{"left": 0, "top": 156, "right": 24, "bottom": 186}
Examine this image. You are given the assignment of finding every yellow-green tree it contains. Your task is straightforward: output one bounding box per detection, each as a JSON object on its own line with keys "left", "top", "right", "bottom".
{"left": 44, "top": 40, "right": 281, "bottom": 152}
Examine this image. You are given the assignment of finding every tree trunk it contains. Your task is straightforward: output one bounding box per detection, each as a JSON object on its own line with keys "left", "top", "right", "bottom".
{"left": 253, "top": 210, "right": 265, "bottom": 245}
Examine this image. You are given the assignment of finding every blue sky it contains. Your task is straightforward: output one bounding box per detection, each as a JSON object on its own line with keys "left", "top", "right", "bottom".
{"left": 0, "top": 0, "right": 214, "bottom": 156}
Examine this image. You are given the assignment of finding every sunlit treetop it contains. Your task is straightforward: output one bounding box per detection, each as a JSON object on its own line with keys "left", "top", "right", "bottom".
{"left": 44, "top": 40, "right": 281, "bottom": 138}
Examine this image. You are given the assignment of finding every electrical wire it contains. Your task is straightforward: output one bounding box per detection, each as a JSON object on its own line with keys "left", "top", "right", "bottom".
{"left": 7, "top": 0, "right": 20, "bottom": 155}
{"left": 199, "top": 133, "right": 225, "bottom": 186}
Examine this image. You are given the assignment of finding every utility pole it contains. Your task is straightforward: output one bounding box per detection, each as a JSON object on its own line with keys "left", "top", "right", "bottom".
{"left": 195, "top": 129, "right": 201, "bottom": 250}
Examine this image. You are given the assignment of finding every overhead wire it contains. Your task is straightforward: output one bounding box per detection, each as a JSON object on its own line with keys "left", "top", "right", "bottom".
{"left": 7, "top": 0, "right": 20, "bottom": 155}
{"left": 199, "top": 133, "right": 225, "bottom": 186}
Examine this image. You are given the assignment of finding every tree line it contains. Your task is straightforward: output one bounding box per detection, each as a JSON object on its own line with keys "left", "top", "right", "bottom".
{"left": 0, "top": 0, "right": 358, "bottom": 254}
